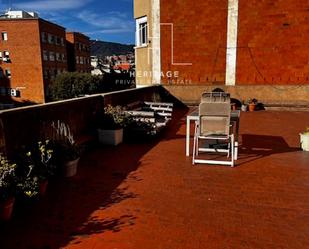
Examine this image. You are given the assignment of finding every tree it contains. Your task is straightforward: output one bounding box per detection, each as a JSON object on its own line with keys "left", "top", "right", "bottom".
{"left": 49, "top": 72, "right": 103, "bottom": 101}
{"left": 49, "top": 70, "right": 135, "bottom": 102}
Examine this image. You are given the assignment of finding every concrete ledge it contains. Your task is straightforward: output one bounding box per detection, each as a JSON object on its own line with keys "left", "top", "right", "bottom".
{"left": 163, "top": 84, "right": 309, "bottom": 106}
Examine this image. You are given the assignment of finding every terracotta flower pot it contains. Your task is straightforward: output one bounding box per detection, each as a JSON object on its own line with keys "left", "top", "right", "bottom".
{"left": 63, "top": 157, "right": 80, "bottom": 177}
{"left": 39, "top": 180, "right": 48, "bottom": 196}
{"left": 0, "top": 197, "right": 15, "bottom": 221}
{"left": 248, "top": 103, "right": 256, "bottom": 112}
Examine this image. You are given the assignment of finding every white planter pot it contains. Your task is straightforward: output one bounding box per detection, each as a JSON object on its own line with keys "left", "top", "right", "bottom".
{"left": 98, "top": 128, "right": 123, "bottom": 146}
{"left": 63, "top": 157, "right": 79, "bottom": 177}
{"left": 241, "top": 105, "right": 248, "bottom": 112}
{"left": 300, "top": 133, "right": 309, "bottom": 151}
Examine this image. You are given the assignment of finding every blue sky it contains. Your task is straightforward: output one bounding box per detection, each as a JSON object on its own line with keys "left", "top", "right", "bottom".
{"left": 0, "top": 0, "right": 135, "bottom": 44}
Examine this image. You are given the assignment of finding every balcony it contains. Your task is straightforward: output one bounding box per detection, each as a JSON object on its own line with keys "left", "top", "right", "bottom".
{"left": 0, "top": 85, "right": 309, "bottom": 249}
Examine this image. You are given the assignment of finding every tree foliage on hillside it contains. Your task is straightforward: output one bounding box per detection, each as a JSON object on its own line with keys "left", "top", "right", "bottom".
{"left": 91, "top": 40, "right": 134, "bottom": 57}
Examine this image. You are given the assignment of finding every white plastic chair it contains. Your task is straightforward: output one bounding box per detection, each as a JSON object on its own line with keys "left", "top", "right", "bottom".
{"left": 192, "top": 101, "right": 235, "bottom": 167}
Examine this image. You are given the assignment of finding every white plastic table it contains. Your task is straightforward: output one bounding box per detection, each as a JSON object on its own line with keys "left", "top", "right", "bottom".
{"left": 186, "top": 109, "right": 240, "bottom": 157}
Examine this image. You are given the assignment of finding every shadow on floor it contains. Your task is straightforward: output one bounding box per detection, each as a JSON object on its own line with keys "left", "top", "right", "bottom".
{"left": 0, "top": 108, "right": 188, "bottom": 249}
{"left": 237, "top": 134, "right": 300, "bottom": 165}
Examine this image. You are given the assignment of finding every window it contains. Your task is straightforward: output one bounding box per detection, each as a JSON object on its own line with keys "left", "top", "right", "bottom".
{"left": 5, "top": 69, "right": 11, "bottom": 78}
{"left": 61, "top": 37, "right": 64, "bottom": 46}
{"left": 41, "top": 32, "right": 47, "bottom": 43}
{"left": 3, "top": 51, "right": 10, "bottom": 62}
{"left": 80, "top": 56, "right": 84, "bottom": 64}
{"left": 0, "top": 51, "right": 2, "bottom": 59}
{"left": 48, "top": 34, "right": 55, "bottom": 44}
{"left": 43, "top": 68, "right": 49, "bottom": 79}
{"left": 50, "top": 68, "right": 55, "bottom": 79}
{"left": 43, "top": 50, "right": 48, "bottom": 61}
{"left": 49, "top": 51, "right": 55, "bottom": 61}
{"left": 56, "top": 37, "right": 61, "bottom": 45}
{"left": 61, "top": 53, "right": 65, "bottom": 62}
{"left": 1, "top": 32, "right": 8, "bottom": 41}
{"left": 136, "top": 16, "right": 148, "bottom": 47}
{"left": 76, "top": 56, "right": 79, "bottom": 64}
{"left": 56, "top": 52, "right": 61, "bottom": 61}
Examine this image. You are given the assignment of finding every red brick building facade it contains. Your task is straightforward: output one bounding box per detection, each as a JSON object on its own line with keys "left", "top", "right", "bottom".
{"left": 161, "top": 0, "right": 228, "bottom": 85}
{"left": 0, "top": 11, "right": 90, "bottom": 105}
{"left": 236, "top": 0, "right": 309, "bottom": 85}
{"left": 134, "top": 0, "right": 309, "bottom": 104}
{"left": 160, "top": 0, "right": 309, "bottom": 85}
{"left": 66, "top": 32, "right": 91, "bottom": 73}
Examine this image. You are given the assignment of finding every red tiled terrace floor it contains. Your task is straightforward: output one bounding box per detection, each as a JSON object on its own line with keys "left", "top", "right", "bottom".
{"left": 1, "top": 109, "right": 309, "bottom": 249}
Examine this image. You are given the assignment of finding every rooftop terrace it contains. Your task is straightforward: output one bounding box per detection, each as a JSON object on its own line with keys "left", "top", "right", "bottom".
{"left": 0, "top": 104, "right": 308, "bottom": 249}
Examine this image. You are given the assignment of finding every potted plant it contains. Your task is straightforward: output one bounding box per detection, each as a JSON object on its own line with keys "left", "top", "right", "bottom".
{"left": 52, "top": 140, "right": 80, "bottom": 177}
{"left": 0, "top": 155, "right": 17, "bottom": 221}
{"left": 125, "top": 119, "right": 158, "bottom": 140}
{"left": 300, "top": 126, "right": 309, "bottom": 151}
{"left": 97, "top": 105, "right": 130, "bottom": 145}
{"left": 241, "top": 100, "right": 248, "bottom": 112}
{"left": 50, "top": 121, "right": 81, "bottom": 177}
{"left": 23, "top": 141, "right": 54, "bottom": 196}
{"left": 15, "top": 141, "right": 54, "bottom": 196}
{"left": 248, "top": 98, "right": 258, "bottom": 112}
{"left": 16, "top": 171, "right": 40, "bottom": 201}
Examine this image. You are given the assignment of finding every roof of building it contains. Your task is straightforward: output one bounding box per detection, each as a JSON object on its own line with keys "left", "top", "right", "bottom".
{"left": 0, "top": 10, "right": 66, "bottom": 30}
{"left": 66, "top": 31, "right": 90, "bottom": 40}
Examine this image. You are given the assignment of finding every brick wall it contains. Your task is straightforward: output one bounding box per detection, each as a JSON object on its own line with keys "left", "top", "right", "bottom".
{"left": 236, "top": 0, "right": 309, "bottom": 85}
{"left": 0, "top": 19, "right": 45, "bottom": 103}
{"left": 66, "top": 32, "right": 91, "bottom": 73}
{"left": 40, "top": 19, "right": 68, "bottom": 98}
{"left": 160, "top": 0, "right": 228, "bottom": 85}
{"left": 160, "top": 0, "right": 309, "bottom": 86}
{"left": 0, "top": 18, "right": 69, "bottom": 104}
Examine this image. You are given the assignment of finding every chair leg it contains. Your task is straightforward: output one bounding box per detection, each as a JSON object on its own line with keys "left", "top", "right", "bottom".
{"left": 234, "top": 141, "right": 238, "bottom": 160}
{"left": 196, "top": 137, "right": 199, "bottom": 156}
{"left": 192, "top": 124, "right": 198, "bottom": 165}
{"left": 192, "top": 135, "right": 196, "bottom": 165}
{"left": 231, "top": 135, "right": 235, "bottom": 167}
{"left": 227, "top": 140, "right": 230, "bottom": 158}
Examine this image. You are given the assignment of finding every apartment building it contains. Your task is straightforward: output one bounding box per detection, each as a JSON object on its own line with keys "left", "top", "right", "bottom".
{"left": 0, "top": 11, "right": 91, "bottom": 105}
{"left": 66, "top": 32, "right": 91, "bottom": 73}
{"left": 134, "top": 0, "right": 309, "bottom": 104}
{"left": 0, "top": 10, "right": 68, "bottom": 103}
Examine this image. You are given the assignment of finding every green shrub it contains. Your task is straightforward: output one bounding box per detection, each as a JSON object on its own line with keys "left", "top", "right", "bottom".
{"left": 49, "top": 72, "right": 103, "bottom": 101}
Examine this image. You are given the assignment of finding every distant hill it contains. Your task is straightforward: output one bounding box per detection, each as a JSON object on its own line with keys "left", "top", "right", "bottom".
{"left": 90, "top": 40, "right": 134, "bottom": 57}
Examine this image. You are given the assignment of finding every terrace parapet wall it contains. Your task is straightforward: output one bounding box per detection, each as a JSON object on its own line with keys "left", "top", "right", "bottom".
{"left": 0, "top": 86, "right": 167, "bottom": 156}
